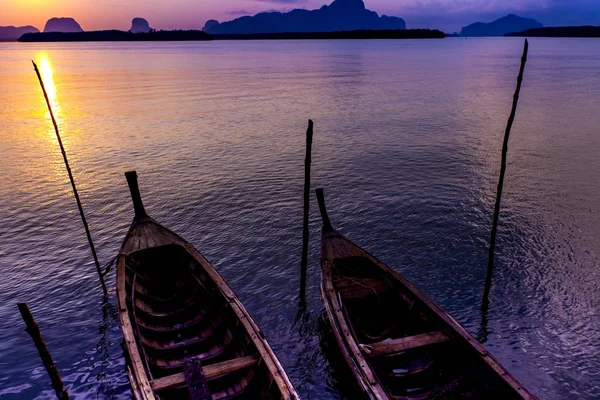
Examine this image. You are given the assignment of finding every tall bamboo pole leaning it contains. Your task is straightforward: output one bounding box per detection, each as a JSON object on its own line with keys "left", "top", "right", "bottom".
{"left": 18, "top": 303, "right": 69, "bottom": 399}
{"left": 300, "top": 119, "right": 314, "bottom": 303}
{"left": 32, "top": 61, "right": 107, "bottom": 295}
{"left": 483, "top": 40, "right": 529, "bottom": 306}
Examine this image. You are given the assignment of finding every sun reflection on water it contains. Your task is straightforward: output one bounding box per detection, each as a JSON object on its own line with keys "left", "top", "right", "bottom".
{"left": 35, "top": 53, "right": 60, "bottom": 115}
{"left": 33, "top": 53, "right": 73, "bottom": 184}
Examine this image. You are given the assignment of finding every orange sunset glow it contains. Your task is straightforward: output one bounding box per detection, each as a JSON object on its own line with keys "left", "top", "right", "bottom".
{"left": 1, "top": 0, "right": 231, "bottom": 31}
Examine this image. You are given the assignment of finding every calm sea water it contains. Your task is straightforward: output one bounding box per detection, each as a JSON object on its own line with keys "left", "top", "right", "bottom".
{"left": 0, "top": 38, "right": 598, "bottom": 399}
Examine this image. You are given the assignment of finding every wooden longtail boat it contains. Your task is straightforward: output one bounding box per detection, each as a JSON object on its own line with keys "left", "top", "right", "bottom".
{"left": 315, "top": 188, "right": 537, "bottom": 400}
{"left": 116, "top": 171, "right": 299, "bottom": 400}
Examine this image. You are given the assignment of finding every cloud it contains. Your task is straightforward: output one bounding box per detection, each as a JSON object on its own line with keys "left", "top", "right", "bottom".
{"left": 396, "top": 0, "right": 547, "bottom": 16}
{"left": 229, "top": 9, "right": 253, "bottom": 15}
{"left": 225, "top": 0, "right": 307, "bottom": 18}
{"left": 373, "top": 0, "right": 600, "bottom": 31}
{"left": 253, "top": 0, "right": 307, "bottom": 3}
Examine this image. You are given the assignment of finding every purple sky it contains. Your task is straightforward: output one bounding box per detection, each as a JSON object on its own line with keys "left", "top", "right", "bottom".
{"left": 3, "top": 0, "right": 600, "bottom": 33}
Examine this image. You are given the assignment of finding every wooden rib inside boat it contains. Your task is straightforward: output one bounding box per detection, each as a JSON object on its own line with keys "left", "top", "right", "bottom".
{"left": 116, "top": 171, "right": 298, "bottom": 400}
{"left": 315, "top": 188, "right": 537, "bottom": 400}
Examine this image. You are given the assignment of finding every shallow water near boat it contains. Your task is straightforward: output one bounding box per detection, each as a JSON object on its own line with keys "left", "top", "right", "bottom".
{"left": 0, "top": 38, "right": 599, "bottom": 399}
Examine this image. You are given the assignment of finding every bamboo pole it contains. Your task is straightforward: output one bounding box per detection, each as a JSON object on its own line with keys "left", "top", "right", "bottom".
{"left": 482, "top": 40, "right": 529, "bottom": 306}
{"left": 18, "top": 303, "right": 69, "bottom": 400}
{"left": 300, "top": 120, "right": 314, "bottom": 303}
{"left": 32, "top": 61, "right": 107, "bottom": 295}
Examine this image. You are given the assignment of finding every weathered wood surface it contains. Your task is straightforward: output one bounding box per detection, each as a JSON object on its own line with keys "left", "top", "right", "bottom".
{"left": 321, "top": 260, "right": 383, "bottom": 397}
{"left": 116, "top": 258, "right": 156, "bottom": 399}
{"left": 315, "top": 188, "right": 333, "bottom": 231}
{"left": 334, "top": 276, "right": 390, "bottom": 298}
{"left": 321, "top": 279, "right": 383, "bottom": 398}
{"left": 125, "top": 171, "right": 149, "bottom": 219}
{"left": 18, "top": 303, "right": 69, "bottom": 400}
{"left": 361, "top": 332, "right": 449, "bottom": 358}
{"left": 300, "top": 119, "right": 314, "bottom": 301}
{"left": 151, "top": 355, "right": 259, "bottom": 392}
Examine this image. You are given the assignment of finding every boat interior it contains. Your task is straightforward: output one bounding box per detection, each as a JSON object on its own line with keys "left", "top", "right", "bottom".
{"left": 123, "top": 243, "right": 283, "bottom": 399}
{"left": 331, "top": 256, "right": 517, "bottom": 400}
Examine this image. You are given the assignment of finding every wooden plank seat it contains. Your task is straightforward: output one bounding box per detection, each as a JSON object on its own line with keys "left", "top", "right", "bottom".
{"left": 333, "top": 277, "right": 391, "bottom": 298}
{"left": 150, "top": 355, "right": 260, "bottom": 392}
{"left": 360, "top": 331, "right": 450, "bottom": 358}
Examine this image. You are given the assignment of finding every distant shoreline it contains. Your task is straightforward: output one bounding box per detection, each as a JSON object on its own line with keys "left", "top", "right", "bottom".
{"left": 18, "top": 30, "right": 212, "bottom": 42}
{"left": 17, "top": 29, "right": 444, "bottom": 43}
{"left": 506, "top": 26, "right": 600, "bottom": 38}
{"left": 212, "top": 30, "right": 444, "bottom": 40}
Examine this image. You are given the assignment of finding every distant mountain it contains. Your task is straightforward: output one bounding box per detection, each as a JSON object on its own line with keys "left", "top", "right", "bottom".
{"left": 0, "top": 25, "right": 39, "bottom": 40}
{"left": 203, "top": 0, "right": 406, "bottom": 34}
{"left": 131, "top": 18, "right": 152, "bottom": 33}
{"left": 460, "top": 14, "right": 542, "bottom": 37}
{"left": 44, "top": 17, "right": 83, "bottom": 33}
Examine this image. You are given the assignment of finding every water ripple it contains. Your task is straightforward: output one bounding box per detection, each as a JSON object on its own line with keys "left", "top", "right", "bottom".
{"left": 0, "top": 38, "right": 598, "bottom": 399}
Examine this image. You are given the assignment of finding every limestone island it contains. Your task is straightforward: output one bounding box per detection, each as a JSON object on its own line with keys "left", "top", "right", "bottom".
{"left": 0, "top": 25, "right": 39, "bottom": 41}
{"left": 44, "top": 17, "right": 84, "bottom": 33}
{"left": 203, "top": 0, "right": 406, "bottom": 34}
{"left": 460, "top": 14, "right": 543, "bottom": 37}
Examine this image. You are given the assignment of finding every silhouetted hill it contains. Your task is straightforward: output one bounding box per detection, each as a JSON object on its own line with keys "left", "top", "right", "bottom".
{"left": 19, "top": 30, "right": 212, "bottom": 42}
{"left": 0, "top": 25, "right": 39, "bottom": 40}
{"left": 44, "top": 17, "right": 83, "bottom": 33}
{"left": 203, "top": 0, "right": 406, "bottom": 34}
{"left": 460, "top": 14, "right": 542, "bottom": 37}
{"left": 131, "top": 18, "right": 152, "bottom": 33}
{"left": 506, "top": 26, "right": 600, "bottom": 37}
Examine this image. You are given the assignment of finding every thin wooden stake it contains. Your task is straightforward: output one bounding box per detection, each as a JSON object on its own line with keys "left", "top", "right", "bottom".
{"left": 18, "top": 303, "right": 69, "bottom": 400}
{"left": 300, "top": 119, "right": 314, "bottom": 302}
{"left": 483, "top": 40, "right": 529, "bottom": 305}
{"left": 32, "top": 61, "right": 107, "bottom": 295}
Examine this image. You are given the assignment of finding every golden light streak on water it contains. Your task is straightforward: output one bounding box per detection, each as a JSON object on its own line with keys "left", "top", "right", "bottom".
{"left": 35, "top": 53, "right": 60, "bottom": 116}
{"left": 33, "top": 53, "right": 74, "bottom": 185}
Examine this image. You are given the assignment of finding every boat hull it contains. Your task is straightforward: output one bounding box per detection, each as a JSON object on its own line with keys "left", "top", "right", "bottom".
{"left": 320, "top": 229, "right": 537, "bottom": 400}
{"left": 116, "top": 172, "right": 298, "bottom": 399}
